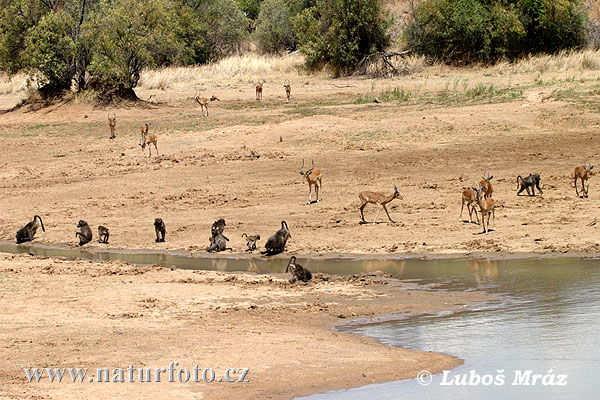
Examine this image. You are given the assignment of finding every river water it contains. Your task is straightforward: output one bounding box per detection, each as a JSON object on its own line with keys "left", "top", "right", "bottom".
{"left": 299, "top": 257, "right": 600, "bottom": 399}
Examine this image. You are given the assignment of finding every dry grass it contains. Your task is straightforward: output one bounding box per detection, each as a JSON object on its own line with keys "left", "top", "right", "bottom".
{"left": 138, "top": 53, "right": 307, "bottom": 91}
{"left": 0, "top": 72, "right": 28, "bottom": 95}
{"left": 494, "top": 50, "right": 600, "bottom": 74}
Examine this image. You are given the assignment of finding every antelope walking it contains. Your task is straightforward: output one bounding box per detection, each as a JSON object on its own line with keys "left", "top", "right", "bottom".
{"left": 139, "top": 122, "right": 158, "bottom": 157}
{"left": 284, "top": 81, "right": 291, "bottom": 103}
{"left": 460, "top": 186, "right": 480, "bottom": 224}
{"left": 255, "top": 81, "right": 263, "bottom": 101}
{"left": 474, "top": 184, "right": 495, "bottom": 234}
{"left": 359, "top": 185, "right": 402, "bottom": 224}
{"left": 108, "top": 113, "right": 116, "bottom": 139}
{"left": 574, "top": 162, "right": 593, "bottom": 198}
{"left": 480, "top": 172, "right": 494, "bottom": 199}
{"left": 299, "top": 159, "right": 322, "bottom": 204}
{"left": 195, "top": 95, "right": 220, "bottom": 117}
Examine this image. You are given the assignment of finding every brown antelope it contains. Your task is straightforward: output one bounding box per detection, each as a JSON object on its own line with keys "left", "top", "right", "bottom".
{"left": 108, "top": 113, "right": 116, "bottom": 139}
{"left": 139, "top": 122, "right": 158, "bottom": 157}
{"left": 283, "top": 81, "right": 291, "bottom": 103}
{"left": 359, "top": 185, "right": 402, "bottom": 225}
{"left": 480, "top": 172, "right": 494, "bottom": 199}
{"left": 255, "top": 81, "right": 263, "bottom": 101}
{"left": 195, "top": 95, "right": 220, "bottom": 117}
{"left": 474, "top": 184, "right": 495, "bottom": 234}
{"left": 460, "top": 186, "right": 480, "bottom": 224}
{"left": 299, "top": 159, "right": 322, "bottom": 204}
{"left": 574, "top": 162, "right": 593, "bottom": 198}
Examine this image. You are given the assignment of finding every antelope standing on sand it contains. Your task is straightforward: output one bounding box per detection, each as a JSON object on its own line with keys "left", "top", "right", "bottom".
{"left": 139, "top": 122, "right": 158, "bottom": 157}
{"left": 108, "top": 113, "right": 116, "bottom": 139}
{"left": 474, "top": 184, "right": 495, "bottom": 234}
{"left": 256, "top": 81, "right": 263, "bottom": 101}
{"left": 195, "top": 95, "right": 220, "bottom": 117}
{"left": 299, "top": 159, "right": 322, "bottom": 204}
{"left": 574, "top": 162, "right": 593, "bottom": 198}
{"left": 460, "top": 186, "right": 480, "bottom": 224}
{"left": 359, "top": 185, "right": 402, "bottom": 224}
{"left": 284, "top": 81, "right": 291, "bottom": 103}
{"left": 480, "top": 172, "right": 493, "bottom": 199}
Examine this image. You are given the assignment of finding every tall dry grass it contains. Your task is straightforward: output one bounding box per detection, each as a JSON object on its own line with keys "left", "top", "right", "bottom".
{"left": 0, "top": 72, "right": 28, "bottom": 95}
{"left": 493, "top": 50, "right": 600, "bottom": 74}
{"left": 138, "top": 53, "right": 306, "bottom": 91}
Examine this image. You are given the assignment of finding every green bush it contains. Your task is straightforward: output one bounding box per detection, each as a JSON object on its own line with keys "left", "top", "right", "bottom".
{"left": 405, "top": 0, "right": 587, "bottom": 63}
{"left": 255, "top": 0, "right": 296, "bottom": 53}
{"left": 293, "top": 0, "right": 390, "bottom": 75}
{"left": 201, "top": 0, "right": 248, "bottom": 60}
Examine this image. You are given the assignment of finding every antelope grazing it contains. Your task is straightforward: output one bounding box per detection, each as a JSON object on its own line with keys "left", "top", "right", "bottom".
{"left": 139, "top": 122, "right": 158, "bottom": 157}
{"left": 255, "top": 81, "right": 263, "bottom": 101}
{"left": 195, "top": 95, "right": 220, "bottom": 117}
{"left": 574, "top": 162, "right": 594, "bottom": 198}
{"left": 299, "top": 159, "right": 322, "bottom": 204}
{"left": 460, "top": 186, "right": 480, "bottom": 224}
{"left": 284, "top": 81, "right": 291, "bottom": 103}
{"left": 359, "top": 185, "right": 402, "bottom": 224}
{"left": 480, "top": 172, "right": 494, "bottom": 199}
{"left": 474, "top": 185, "right": 495, "bottom": 234}
{"left": 108, "top": 113, "right": 116, "bottom": 139}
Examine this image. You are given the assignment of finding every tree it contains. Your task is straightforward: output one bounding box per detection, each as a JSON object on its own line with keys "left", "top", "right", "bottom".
{"left": 293, "top": 0, "right": 390, "bottom": 75}
{"left": 201, "top": 0, "right": 248, "bottom": 60}
{"left": 255, "top": 0, "right": 295, "bottom": 53}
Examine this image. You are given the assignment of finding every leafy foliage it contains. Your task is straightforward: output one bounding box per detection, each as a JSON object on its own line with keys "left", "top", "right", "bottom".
{"left": 255, "top": 0, "right": 296, "bottom": 53}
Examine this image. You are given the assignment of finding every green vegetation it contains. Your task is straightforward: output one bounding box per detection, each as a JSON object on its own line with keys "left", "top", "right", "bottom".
{"left": 405, "top": 0, "right": 587, "bottom": 63}
{"left": 255, "top": 0, "right": 296, "bottom": 54}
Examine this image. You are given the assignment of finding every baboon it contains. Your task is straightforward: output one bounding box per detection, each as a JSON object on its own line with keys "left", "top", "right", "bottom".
{"left": 16, "top": 215, "right": 45, "bottom": 244}
{"left": 154, "top": 218, "right": 166, "bottom": 242}
{"left": 359, "top": 185, "right": 402, "bottom": 224}
{"left": 211, "top": 218, "right": 229, "bottom": 240}
{"left": 286, "top": 256, "right": 312, "bottom": 283}
{"left": 98, "top": 225, "right": 109, "bottom": 244}
{"left": 480, "top": 172, "right": 494, "bottom": 199}
{"left": 265, "top": 221, "right": 291, "bottom": 255}
{"left": 574, "top": 162, "right": 593, "bottom": 198}
{"left": 75, "top": 220, "right": 92, "bottom": 246}
{"left": 108, "top": 113, "right": 116, "bottom": 139}
{"left": 283, "top": 81, "right": 291, "bottom": 103}
{"left": 517, "top": 173, "right": 543, "bottom": 196}
{"left": 242, "top": 233, "right": 260, "bottom": 251}
{"left": 255, "top": 81, "right": 263, "bottom": 101}
{"left": 206, "top": 232, "right": 230, "bottom": 252}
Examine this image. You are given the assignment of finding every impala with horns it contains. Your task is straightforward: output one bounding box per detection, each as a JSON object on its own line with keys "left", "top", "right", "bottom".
{"left": 299, "top": 159, "right": 322, "bottom": 204}
{"left": 359, "top": 185, "right": 402, "bottom": 224}
{"left": 480, "top": 172, "right": 494, "bottom": 199}
{"left": 574, "top": 162, "right": 594, "bottom": 198}
{"left": 474, "top": 184, "right": 495, "bottom": 234}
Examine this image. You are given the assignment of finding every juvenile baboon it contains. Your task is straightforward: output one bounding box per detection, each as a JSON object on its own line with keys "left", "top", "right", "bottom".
{"left": 286, "top": 256, "right": 312, "bottom": 283}
{"left": 75, "top": 220, "right": 92, "bottom": 246}
{"left": 255, "top": 81, "right": 263, "bottom": 101}
{"left": 480, "top": 172, "right": 494, "bottom": 199}
{"left": 108, "top": 113, "right": 116, "bottom": 139}
{"left": 283, "top": 81, "right": 291, "bottom": 103}
{"left": 154, "top": 218, "right": 166, "bottom": 242}
{"left": 242, "top": 233, "right": 260, "bottom": 251}
{"left": 359, "top": 185, "right": 402, "bottom": 224}
{"left": 574, "top": 162, "right": 593, "bottom": 198}
{"left": 16, "top": 215, "right": 45, "bottom": 244}
{"left": 98, "top": 225, "right": 109, "bottom": 244}
{"left": 195, "top": 95, "right": 220, "bottom": 117}
{"left": 265, "top": 221, "right": 291, "bottom": 255}
{"left": 516, "top": 173, "right": 543, "bottom": 196}
{"left": 211, "top": 218, "right": 229, "bottom": 240}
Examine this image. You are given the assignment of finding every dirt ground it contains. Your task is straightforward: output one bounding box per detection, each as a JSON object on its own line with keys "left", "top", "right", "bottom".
{"left": 0, "top": 69, "right": 599, "bottom": 255}
{"left": 0, "top": 253, "right": 491, "bottom": 399}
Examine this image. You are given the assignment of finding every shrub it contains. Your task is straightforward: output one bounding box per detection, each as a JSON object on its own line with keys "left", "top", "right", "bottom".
{"left": 201, "top": 0, "right": 248, "bottom": 60}
{"left": 293, "top": 0, "right": 390, "bottom": 75}
{"left": 255, "top": 0, "right": 296, "bottom": 54}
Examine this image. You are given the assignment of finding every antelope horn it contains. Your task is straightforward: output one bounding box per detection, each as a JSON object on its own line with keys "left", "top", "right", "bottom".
{"left": 300, "top": 159, "right": 305, "bottom": 170}
{"left": 311, "top": 160, "right": 315, "bottom": 168}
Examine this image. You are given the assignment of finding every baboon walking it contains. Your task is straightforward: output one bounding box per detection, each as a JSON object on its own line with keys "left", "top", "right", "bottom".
{"left": 516, "top": 174, "right": 543, "bottom": 196}
{"left": 16, "top": 215, "right": 45, "bottom": 244}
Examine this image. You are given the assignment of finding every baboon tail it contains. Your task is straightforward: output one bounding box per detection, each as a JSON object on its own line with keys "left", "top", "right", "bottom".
{"left": 34, "top": 215, "right": 45, "bottom": 232}
{"left": 306, "top": 270, "right": 312, "bottom": 281}
{"left": 516, "top": 176, "right": 522, "bottom": 191}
